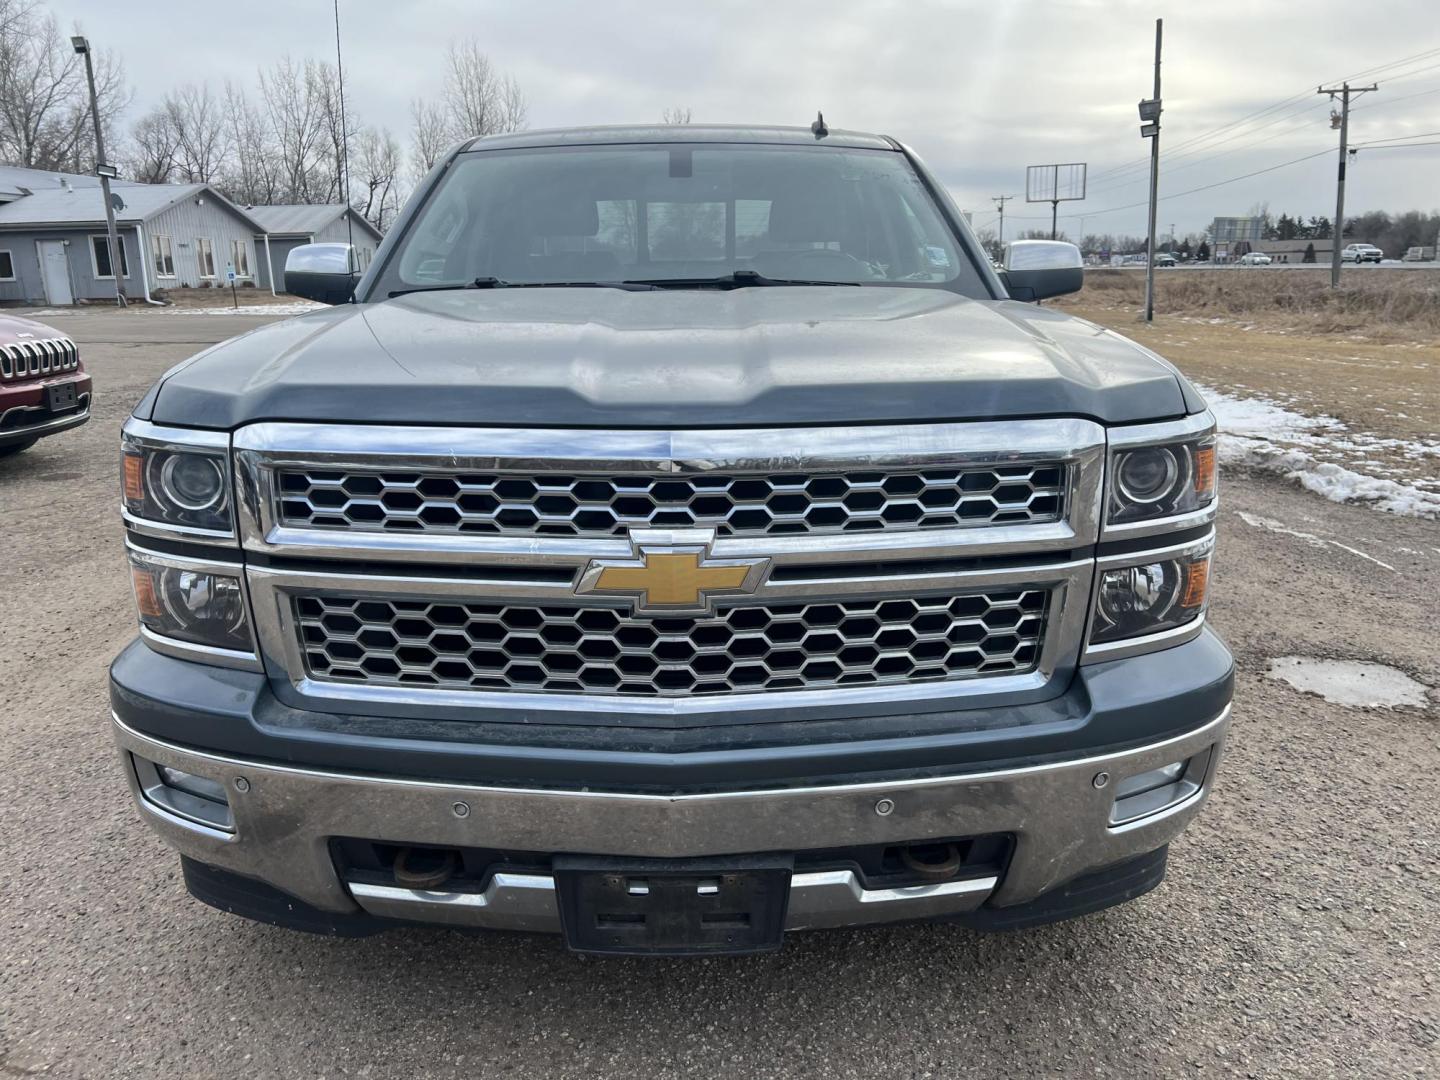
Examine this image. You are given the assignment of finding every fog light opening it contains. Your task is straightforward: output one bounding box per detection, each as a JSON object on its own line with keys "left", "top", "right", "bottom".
{"left": 133, "top": 754, "right": 235, "bottom": 832}
{"left": 1108, "top": 748, "right": 1211, "bottom": 826}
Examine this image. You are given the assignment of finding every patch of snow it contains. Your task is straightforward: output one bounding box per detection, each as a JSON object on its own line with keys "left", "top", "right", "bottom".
{"left": 1266, "top": 657, "right": 1429, "bottom": 709}
{"left": 164, "top": 302, "right": 324, "bottom": 316}
{"left": 1201, "top": 385, "right": 1440, "bottom": 520}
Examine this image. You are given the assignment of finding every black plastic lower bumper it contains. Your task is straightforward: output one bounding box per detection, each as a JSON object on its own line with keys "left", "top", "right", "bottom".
{"left": 179, "top": 845, "right": 1170, "bottom": 941}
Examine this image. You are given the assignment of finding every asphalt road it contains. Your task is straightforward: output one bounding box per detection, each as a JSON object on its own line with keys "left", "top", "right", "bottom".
{"left": 1, "top": 310, "right": 1436, "bottom": 1079}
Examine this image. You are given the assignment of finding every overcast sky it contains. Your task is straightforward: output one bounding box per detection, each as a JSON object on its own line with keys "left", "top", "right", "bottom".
{"left": 57, "top": 0, "right": 1440, "bottom": 238}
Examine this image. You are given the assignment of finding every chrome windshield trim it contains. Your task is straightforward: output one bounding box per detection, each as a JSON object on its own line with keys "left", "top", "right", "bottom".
{"left": 246, "top": 557, "right": 1093, "bottom": 720}
{"left": 233, "top": 418, "right": 1105, "bottom": 564}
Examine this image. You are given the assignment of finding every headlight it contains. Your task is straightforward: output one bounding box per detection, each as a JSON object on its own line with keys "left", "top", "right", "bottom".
{"left": 1090, "top": 540, "right": 1211, "bottom": 645}
{"left": 1108, "top": 427, "right": 1216, "bottom": 526}
{"left": 129, "top": 549, "right": 253, "bottom": 653}
{"left": 121, "top": 423, "right": 233, "bottom": 536}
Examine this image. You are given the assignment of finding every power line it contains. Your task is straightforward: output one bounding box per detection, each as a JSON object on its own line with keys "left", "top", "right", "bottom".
{"left": 1084, "top": 46, "right": 1440, "bottom": 189}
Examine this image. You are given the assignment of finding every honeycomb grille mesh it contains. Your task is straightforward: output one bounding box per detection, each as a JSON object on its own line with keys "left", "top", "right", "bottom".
{"left": 296, "top": 590, "right": 1049, "bottom": 698}
{"left": 274, "top": 465, "right": 1066, "bottom": 538}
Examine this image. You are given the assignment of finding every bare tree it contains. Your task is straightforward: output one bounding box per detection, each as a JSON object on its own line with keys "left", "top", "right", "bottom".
{"left": 127, "top": 106, "right": 180, "bottom": 183}
{"left": 220, "top": 80, "right": 281, "bottom": 206}
{"left": 442, "top": 40, "right": 527, "bottom": 140}
{"left": 0, "top": 9, "right": 129, "bottom": 171}
{"left": 164, "top": 83, "right": 228, "bottom": 183}
{"left": 258, "top": 56, "right": 332, "bottom": 202}
{"left": 661, "top": 106, "right": 692, "bottom": 125}
{"left": 409, "top": 97, "right": 449, "bottom": 181}
{"left": 310, "top": 59, "right": 354, "bottom": 204}
{"left": 353, "top": 125, "right": 402, "bottom": 232}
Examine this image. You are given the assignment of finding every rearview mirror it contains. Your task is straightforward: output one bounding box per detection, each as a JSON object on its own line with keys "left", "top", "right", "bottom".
{"left": 284, "top": 243, "right": 358, "bottom": 305}
{"left": 1003, "top": 240, "right": 1084, "bottom": 301}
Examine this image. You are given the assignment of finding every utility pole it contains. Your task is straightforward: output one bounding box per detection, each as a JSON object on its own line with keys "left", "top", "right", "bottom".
{"left": 1140, "top": 18, "right": 1163, "bottom": 322}
{"left": 71, "top": 36, "right": 125, "bottom": 307}
{"left": 1317, "top": 81, "right": 1377, "bottom": 287}
{"left": 992, "top": 194, "right": 1012, "bottom": 251}
{"left": 1168, "top": 223, "right": 1176, "bottom": 252}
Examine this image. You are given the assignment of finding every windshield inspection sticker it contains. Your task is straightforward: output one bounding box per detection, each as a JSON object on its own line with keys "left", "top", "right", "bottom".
{"left": 925, "top": 246, "right": 951, "bottom": 268}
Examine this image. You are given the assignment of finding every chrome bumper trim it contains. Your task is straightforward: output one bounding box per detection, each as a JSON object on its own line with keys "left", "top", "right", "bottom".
{"left": 113, "top": 706, "right": 1229, "bottom": 923}
{"left": 0, "top": 397, "right": 90, "bottom": 441}
{"left": 347, "top": 868, "right": 999, "bottom": 933}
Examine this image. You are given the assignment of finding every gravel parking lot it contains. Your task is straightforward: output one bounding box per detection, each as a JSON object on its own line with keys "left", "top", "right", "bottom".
{"left": 1, "top": 310, "right": 1436, "bottom": 1078}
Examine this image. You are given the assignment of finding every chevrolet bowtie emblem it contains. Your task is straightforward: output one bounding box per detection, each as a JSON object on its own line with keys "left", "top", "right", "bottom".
{"left": 577, "top": 530, "right": 769, "bottom": 616}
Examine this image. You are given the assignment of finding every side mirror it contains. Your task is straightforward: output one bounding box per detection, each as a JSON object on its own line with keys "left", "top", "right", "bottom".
{"left": 284, "top": 243, "right": 358, "bottom": 305}
{"left": 1002, "top": 240, "right": 1084, "bottom": 301}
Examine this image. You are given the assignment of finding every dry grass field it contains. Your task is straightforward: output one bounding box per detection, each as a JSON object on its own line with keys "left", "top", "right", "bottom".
{"left": 1067, "top": 267, "right": 1440, "bottom": 339}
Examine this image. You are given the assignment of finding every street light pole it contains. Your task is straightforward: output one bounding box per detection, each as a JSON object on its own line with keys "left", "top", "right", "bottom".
{"left": 72, "top": 36, "right": 126, "bottom": 307}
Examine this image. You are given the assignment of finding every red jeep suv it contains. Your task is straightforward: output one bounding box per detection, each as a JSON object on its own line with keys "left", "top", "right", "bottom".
{"left": 0, "top": 314, "right": 91, "bottom": 458}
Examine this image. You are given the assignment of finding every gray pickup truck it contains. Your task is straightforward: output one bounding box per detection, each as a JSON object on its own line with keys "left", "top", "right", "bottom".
{"left": 112, "top": 124, "right": 1231, "bottom": 955}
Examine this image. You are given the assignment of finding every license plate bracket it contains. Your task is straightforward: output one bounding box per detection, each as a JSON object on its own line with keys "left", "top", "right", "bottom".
{"left": 554, "top": 854, "right": 793, "bottom": 956}
{"left": 45, "top": 382, "right": 78, "bottom": 413}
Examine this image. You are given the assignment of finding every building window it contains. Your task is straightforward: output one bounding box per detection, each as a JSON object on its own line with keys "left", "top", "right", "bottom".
{"left": 150, "top": 233, "right": 176, "bottom": 278}
{"left": 91, "top": 235, "right": 130, "bottom": 279}
{"left": 195, "top": 237, "right": 216, "bottom": 278}
{"left": 0, "top": 250, "right": 14, "bottom": 281}
{"left": 230, "top": 239, "right": 251, "bottom": 278}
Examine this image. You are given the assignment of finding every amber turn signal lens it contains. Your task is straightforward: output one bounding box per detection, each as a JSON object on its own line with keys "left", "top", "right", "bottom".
{"left": 1179, "top": 557, "right": 1210, "bottom": 609}
{"left": 1193, "top": 446, "right": 1216, "bottom": 499}
{"left": 131, "top": 566, "right": 164, "bottom": 618}
{"left": 123, "top": 453, "right": 144, "bottom": 502}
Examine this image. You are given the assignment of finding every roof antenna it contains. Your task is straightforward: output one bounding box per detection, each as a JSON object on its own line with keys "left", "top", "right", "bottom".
{"left": 811, "top": 111, "right": 828, "bottom": 139}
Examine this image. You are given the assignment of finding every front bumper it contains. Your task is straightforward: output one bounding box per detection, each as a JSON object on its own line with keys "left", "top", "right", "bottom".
{"left": 114, "top": 705, "right": 1228, "bottom": 933}
{"left": 0, "top": 372, "right": 92, "bottom": 447}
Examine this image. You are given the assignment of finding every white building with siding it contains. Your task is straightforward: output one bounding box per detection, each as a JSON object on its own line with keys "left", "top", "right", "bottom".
{"left": 0, "top": 166, "right": 384, "bottom": 305}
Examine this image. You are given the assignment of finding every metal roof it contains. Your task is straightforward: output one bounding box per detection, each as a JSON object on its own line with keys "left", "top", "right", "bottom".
{"left": 0, "top": 164, "right": 147, "bottom": 200}
{"left": 0, "top": 182, "right": 268, "bottom": 233}
{"left": 462, "top": 124, "right": 898, "bottom": 153}
{"left": 244, "top": 203, "right": 383, "bottom": 240}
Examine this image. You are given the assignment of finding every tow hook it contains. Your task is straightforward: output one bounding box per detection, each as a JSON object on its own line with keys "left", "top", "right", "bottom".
{"left": 900, "top": 843, "right": 964, "bottom": 882}
{"left": 392, "top": 847, "right": 458, "bottom": 890}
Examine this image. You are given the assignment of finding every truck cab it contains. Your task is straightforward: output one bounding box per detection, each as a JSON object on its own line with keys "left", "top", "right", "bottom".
{"left": 111, "top": 125, "right": 1231, "bottom": 954}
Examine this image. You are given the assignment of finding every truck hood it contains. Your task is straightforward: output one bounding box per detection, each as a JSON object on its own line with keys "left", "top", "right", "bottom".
{"left": 144, "top": 287, "right": 1197, "bottom": 429}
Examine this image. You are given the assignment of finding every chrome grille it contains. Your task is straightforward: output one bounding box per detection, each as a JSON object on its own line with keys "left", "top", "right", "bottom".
{"left": 275, "top": 465, "right": 1066, "bottom": 538}
{"left": 295, "top": 589, "right": 1049, "bottom": 698}
{"left": 0, "top": 339, "right": 79, "bottom": 381}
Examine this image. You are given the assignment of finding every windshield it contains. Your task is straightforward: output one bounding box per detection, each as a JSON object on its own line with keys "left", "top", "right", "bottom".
{"left": 376, "top": 143, "right": 984, "bottom": 294}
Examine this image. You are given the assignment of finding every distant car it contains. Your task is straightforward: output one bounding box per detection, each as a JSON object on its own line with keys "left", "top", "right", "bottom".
{"left": 1154, "top": 253, "right": 1177, "bottom": 267}
{"left": 0, "top": 314, "right": 91, "bottom": 458}
{"left": 1341, "top": 243, "right": 1383, "bottom": 264}
{"left": 1237, "top": 252, "right": 1272, "bottom": 266}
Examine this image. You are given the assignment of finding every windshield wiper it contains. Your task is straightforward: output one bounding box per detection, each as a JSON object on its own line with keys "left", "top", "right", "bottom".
{"left": 622, "top": 270, "right": 861, "bottom": 289}
{"left": 389, "top": 278, "right": 659, "bottom": 298}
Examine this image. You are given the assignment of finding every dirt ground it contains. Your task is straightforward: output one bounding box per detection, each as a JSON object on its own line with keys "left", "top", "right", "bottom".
{"left": 0, "top": 311, "right": 1436, "bottom": 1078}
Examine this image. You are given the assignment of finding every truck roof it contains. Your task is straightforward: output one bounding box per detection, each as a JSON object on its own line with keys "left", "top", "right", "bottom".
{"left": 462, "top": 124, "right": 898, "bottom": 153}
